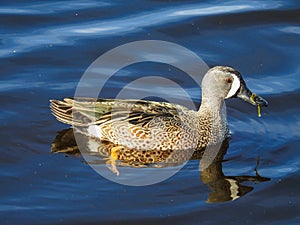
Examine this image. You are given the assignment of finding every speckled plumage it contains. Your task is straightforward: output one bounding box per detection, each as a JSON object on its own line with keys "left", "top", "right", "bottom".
{"left": 50, "top": 98, "right": 224, "bottom": 149}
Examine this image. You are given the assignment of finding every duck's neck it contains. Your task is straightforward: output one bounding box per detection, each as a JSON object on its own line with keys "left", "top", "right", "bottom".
{"left": 198, "top": 95, "right": 228, "bottom": 143}
{"left": 199, "top": 95, "right": 225, "bottom": 115}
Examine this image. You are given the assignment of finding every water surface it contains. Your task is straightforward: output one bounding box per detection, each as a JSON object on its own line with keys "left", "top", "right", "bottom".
{"left": 1, "top": 0, "right": 300, "bottom": 224}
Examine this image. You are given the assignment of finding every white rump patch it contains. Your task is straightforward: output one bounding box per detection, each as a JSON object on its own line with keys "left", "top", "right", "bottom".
{"left": 87, "top": 125, "right": 102, "bottom": 138}
{"left": 87, "top": 139, "right": 101, "bottom": 152}
{"left": 225, "top": 74, "right": 241, "bottom": 99}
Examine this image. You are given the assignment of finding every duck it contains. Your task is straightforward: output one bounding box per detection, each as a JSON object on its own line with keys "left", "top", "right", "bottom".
{"left": 50, "top": 66, "right": 268, "bottom": 173}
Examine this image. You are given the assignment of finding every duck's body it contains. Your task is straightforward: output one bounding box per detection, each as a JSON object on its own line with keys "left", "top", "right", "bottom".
{"left": 50, "top": 66, "right": 268, "bottom": 170}
{"left": 51, "top": 97, "right": 227, "bottom": 150}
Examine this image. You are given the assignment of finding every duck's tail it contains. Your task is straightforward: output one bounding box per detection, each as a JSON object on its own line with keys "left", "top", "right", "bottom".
{"left": 50, "top": 98, "right": 74, "bottom": 125}
{"left": 50, "top": 97, "right": 110, "bottom": 126}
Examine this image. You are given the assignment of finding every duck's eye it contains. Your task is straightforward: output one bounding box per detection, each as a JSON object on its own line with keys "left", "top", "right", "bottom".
{"left": 226, "top": 78, "right": 233, "bottom": 83}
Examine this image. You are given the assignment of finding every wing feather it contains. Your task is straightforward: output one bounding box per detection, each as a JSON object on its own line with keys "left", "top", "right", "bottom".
{"left": 50, "top": 97, "right": 188, "bottom": 127}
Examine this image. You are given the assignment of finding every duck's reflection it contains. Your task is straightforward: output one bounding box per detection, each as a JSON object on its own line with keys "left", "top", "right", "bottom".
{"left": 52, "top": 128, "right": 270, "bottom": 203}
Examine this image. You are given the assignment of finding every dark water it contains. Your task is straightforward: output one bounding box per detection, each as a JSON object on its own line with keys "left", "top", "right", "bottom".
{"left": 1, "top": 0, "right": 300, "bottom": 224}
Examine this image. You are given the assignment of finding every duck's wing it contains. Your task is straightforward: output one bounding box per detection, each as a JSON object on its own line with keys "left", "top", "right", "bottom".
{"left": 50, "top": 97, "right": 189, "bottom": 127}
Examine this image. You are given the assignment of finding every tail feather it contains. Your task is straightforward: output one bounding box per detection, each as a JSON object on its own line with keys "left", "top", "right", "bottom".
{"left": 50, "top": 97, "right": 117, "bottom": 126}
{"left": 50, "top": 98, "right": 93, "bottom": 126}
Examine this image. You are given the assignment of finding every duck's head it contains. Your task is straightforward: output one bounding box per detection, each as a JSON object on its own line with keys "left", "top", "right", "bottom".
{"left": 202, "top": 66, "right": 268, "bottom": 111}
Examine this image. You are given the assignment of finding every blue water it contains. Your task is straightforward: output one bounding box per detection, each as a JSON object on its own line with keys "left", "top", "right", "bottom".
{"left": 1, "top": 1, "right": 300, "bottom": 224}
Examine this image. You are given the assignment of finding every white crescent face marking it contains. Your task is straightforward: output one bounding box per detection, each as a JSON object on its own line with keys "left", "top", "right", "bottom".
{"left": 225, "top": 74, "right": 241, "bottom": 99}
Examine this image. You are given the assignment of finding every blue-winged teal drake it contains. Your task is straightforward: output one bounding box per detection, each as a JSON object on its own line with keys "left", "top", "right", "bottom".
{"left": 50, "top": 66, "right": 268, "bottom": 173}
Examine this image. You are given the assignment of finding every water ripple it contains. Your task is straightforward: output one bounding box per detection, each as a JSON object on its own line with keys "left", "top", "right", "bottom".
{"left": 247, "top": 67, "right": 300, "bottom": 95}
{"left": 0, "top": 1, "right": 110, "bottom": 15}
{"left": 2, "top": 0, "right": 287, "bottom": 58}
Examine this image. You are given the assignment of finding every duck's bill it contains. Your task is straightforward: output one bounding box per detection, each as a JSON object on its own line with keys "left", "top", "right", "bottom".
{"left": 236, "top": 85, "right": 268, "bottom": 117}
{"left": 237, "top": 86, "right": 268, "bottom": 107}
